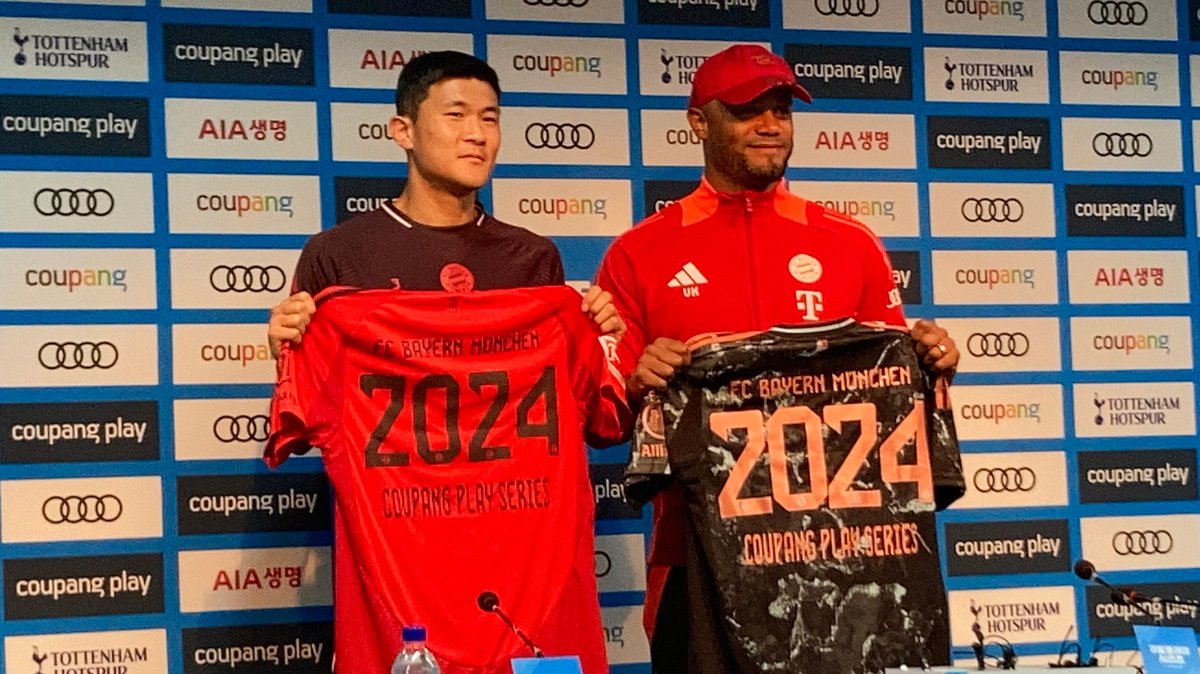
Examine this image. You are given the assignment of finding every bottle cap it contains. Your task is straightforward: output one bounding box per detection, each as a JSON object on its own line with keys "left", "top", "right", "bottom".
{"left": 402, "top": 625, "right": 427, "bottom": 642}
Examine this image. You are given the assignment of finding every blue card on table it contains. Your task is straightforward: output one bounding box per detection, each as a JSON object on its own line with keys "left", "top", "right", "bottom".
{"left": 511, "top": 656, "right": 583, "bottom": 674}
{"left": 1135, "top": 624, "right": 1200, "bottom": 674}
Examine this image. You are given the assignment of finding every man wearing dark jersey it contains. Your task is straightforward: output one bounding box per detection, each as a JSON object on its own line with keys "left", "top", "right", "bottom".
{"left": 267, "top": 51, "right": 622, "bottom": 350}
{"left": 595, "top": 44, "right": 962, "bottom": 673}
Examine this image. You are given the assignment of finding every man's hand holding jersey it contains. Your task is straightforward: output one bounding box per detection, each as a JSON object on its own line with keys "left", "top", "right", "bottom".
{"left": 268, "top": 291, "right": 317, "bottom": 359}
{"left": 269, "top": 285, "right": 627, "bottom": 359}
{"left": 911, "top": 319, "right": 959, "bottom": 377}
{"left": 580, "top": 285, "right": 626, "bottom": 339}
{"left": 626, "top": 338, "right": 691, "bottom": 402}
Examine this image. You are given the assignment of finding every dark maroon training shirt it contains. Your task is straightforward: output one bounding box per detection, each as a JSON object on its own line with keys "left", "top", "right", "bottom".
{"left": 293, "top": 202, "right": 565, "bottom": 294}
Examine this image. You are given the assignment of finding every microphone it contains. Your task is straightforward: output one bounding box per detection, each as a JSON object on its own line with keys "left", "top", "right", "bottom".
{"left": 477, "top": 591, "right": 544, "bottom": 658}
{"left": 1073, "top": 559, "right": 1160, "bottom": 624}
{"left": 1072, "top": 559, "right": 1096, "bottom": 581}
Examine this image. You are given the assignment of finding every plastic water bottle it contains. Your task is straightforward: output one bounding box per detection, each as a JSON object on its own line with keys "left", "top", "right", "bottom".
{"left": 391, "top": 625, "right": 442, "bottom": 674}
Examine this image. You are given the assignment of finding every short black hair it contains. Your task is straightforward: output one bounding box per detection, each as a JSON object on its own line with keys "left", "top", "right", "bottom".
{"left": 394, "top": 51, "right": 501, "bottom": 118}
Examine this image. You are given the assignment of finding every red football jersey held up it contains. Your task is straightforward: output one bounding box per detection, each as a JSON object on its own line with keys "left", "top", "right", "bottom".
{"left": 266, "top": 286, "right": 630, "bottom": 674}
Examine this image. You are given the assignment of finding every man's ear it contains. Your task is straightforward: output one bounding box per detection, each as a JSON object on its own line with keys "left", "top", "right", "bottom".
{"left": 389, "top": 115, "right": 415, "bottom": 152}
{"left": 686, "top": 108, "right": 707, "bottom": 140}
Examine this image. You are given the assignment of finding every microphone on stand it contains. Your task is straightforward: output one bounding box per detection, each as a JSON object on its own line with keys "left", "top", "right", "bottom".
{"left": 1073, "top": 559, "right": 1160, "bottom": 624}
{"left": 477, "top": 591, "right": 545, "bottom": 658}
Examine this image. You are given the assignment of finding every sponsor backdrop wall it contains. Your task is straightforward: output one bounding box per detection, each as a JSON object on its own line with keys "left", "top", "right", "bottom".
{"left": 2, "top": 0, "right": 1200, "bottom": 671}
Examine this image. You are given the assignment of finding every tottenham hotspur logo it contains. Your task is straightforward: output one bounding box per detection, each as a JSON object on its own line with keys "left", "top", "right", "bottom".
{"left": 13, "top": 28, "right": 30, "bottom": 66}
{"left": 944, "top": 57, "right": 956, "bottom": 91}
{"left": 1094, "top": 394, "right": 1105, "bottom": 425}
{"left": 32, "top": 645, "right": 48, "bottom": 674}
{"left": 660, "top": 49, "right": 674, "bottom": 84}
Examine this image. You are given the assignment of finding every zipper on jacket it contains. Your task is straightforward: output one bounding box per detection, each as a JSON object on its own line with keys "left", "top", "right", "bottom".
{"left": 743, "top": 197, "right": 763, "bottom": 327}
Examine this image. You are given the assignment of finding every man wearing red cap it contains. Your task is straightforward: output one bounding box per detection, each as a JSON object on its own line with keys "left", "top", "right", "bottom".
{"left": 595, "top": 44, "right": 960, "bottom": 673}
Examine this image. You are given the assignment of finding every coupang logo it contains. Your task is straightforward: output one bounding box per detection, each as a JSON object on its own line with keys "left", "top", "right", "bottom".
{"left": 170, "top": 41, "right": 304, "bottom": 71}
{"left": 200, "top": 342, "right": 272, "bottom": 367}
{"left": 816, "top": 197, "right": 895, "bottom": 222}
{"left": 639, "top": 0, "right": 769, "bottom": 27}
{"left": 511, "top": 52, "right": 602, "bottom": 78}
{"left": 942, "top": 0, "right": 1027, "bottom": 20}
{"left": 934, "top": 125, "right": 1041, "bottom": 155}
{"left": 792, "top": 52, "right": 902, "bottom": 91}
{"left": 927, "top": 116, "right": 1049, "bottom": 168}
{"left": 1067, "top": 185, "right": 1181, "bottom": 237}
{"left": 786, "top": 43, "right": 912, "bottom": 102}
{"left": 183, "top": 623, "right": 331, "bottom": 673}
{"left": 163, "top": 25, "right": 312, "bottom": 86}
{"left": 1080, "top": 67, "right": 1159, "bottom": 92}
{"left": 517, "top": 195, "right": 607, "bottom": 221}
{"left": 1090, "top": 332, "right": 1171, "bottom": 357}
{"left": 960, "top": 399, "right": 1042, "bottom": 426}
{"left": 2, "top": 100, "right": 142, "bottom": 144}
{"left": 25, "top": 267, "right": 127, "bottom": 293}
{"left": 195, "top": 192, "right": 294, "bottom": 219}
{"left": 955, "top": 265, "right": 1037, "bottom": 291}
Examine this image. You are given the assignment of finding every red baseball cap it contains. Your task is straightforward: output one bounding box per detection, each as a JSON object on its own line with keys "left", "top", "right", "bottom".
{"left": 688, "top": 44, "right": 812, "bottom": 108}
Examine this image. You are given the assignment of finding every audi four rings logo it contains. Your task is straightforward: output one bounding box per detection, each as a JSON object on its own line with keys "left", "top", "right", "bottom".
{"left": 1087, "top": 0, "right": 1149, "bottom": 25}
{"left": 814, "top": 0, "right": 880, "bottom": 16}
{"left": 1112, "top": 530, "right": 1173, "bottom": 555}
{"left": 42, "top": 494, "right": 123, "bottom": 524}
{"left": 209, "top": 265, "right": 288, "bottom": 293}
{"left": 967, "top": 332, "right": 1030, "bottom": 358}
{"left": 524, "top": 0, "right": 588, "bottom": 5}
{"left": 961, "top": 198, "right": 1024, "bottom": 223}
{"left": 1092, "top": 132, "right": 1153, "bottom": 157}
{"left": 973, "top": 467, "right": 1037, "bottom": 493}
{"left": 38, "top": 341, "right": 119, "bottom": 370}
{"left": 34, "top": 188, "right": 114, "bottom": 217}
{"left": 525, "top": 123, "right": 595, "bottom": 150}
{"left": 213, "top": 414, "right": 270, "bottom": 443}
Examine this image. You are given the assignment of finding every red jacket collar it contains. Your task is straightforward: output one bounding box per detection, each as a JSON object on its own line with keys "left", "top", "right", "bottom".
{"left": 680, "top": 177, "right": 802, "bottom": 226}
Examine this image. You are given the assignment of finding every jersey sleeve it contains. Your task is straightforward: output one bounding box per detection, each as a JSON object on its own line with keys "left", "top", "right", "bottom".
{"left": 594, "top": 237, "right": 646, "bottom": 380}
{"left": 622, "top": 392, "right": 671, "bottom": 508}
{"left": 583, "top": 333, "right": 632, "bottom": 447}
{"left": 264, "top": 308, "right": 339, "bottom": 468}
{"left": 854, "top": 228, "right": 907, "bottom": 327}
{"left": 927, "top": 372, "right": 965, "bottom": 510}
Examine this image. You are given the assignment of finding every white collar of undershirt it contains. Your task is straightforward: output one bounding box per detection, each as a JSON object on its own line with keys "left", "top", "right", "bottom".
{"left": 382, "top": 201, "right": 485, "bottom": 228}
